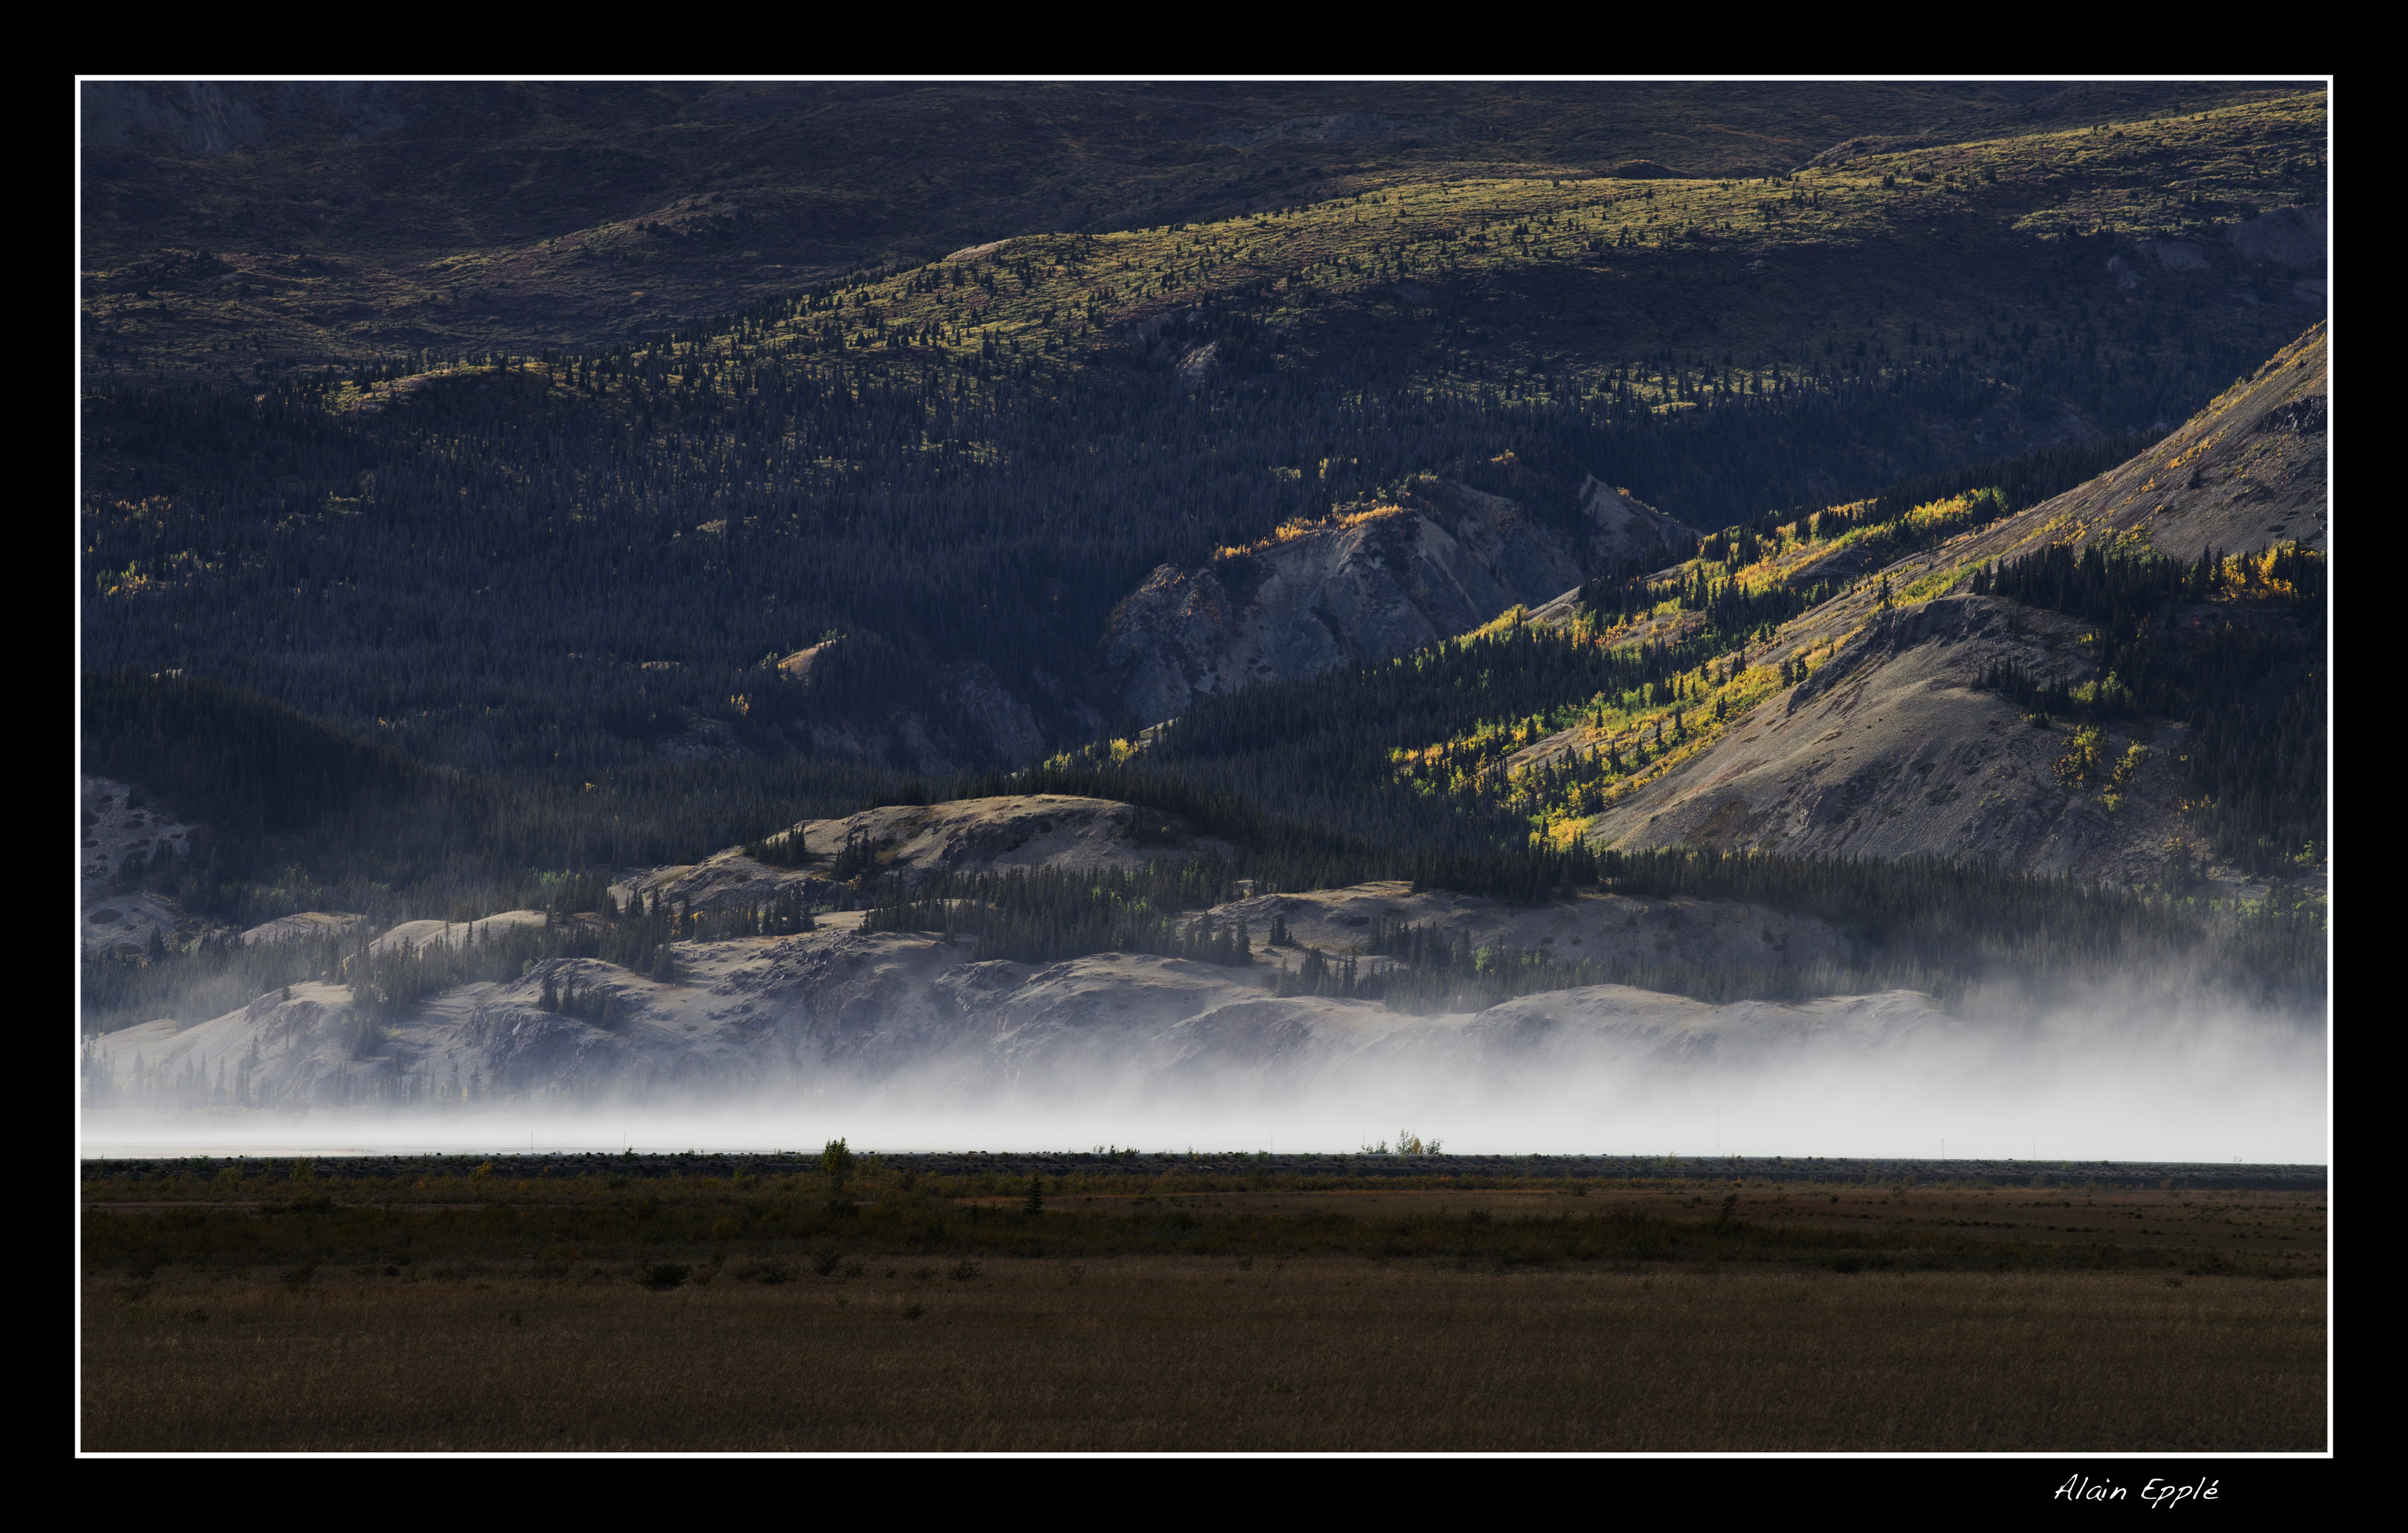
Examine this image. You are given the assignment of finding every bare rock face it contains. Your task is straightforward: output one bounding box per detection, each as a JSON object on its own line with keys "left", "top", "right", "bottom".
{"left": 2229, "top": 205, "right": 2326, "bottom": 272}
{"left": 612, "top": 855, "right": 827, "bottom": 920}
{"left": 82, "top": 892, "right": 187, "bottom": 957}
{"left": 83, "top": 906, "right": 1951, "bottom": 1111}
{"left": 1574, "top": 475, "right": 1698, "bottom": 566}
{"left": 81, "top": 776, "right": 197, "bottom": 954}
{"left": 1105, "top": 476, "right": 1694, "bottom": 726}
{"left": 240, "top": 912, "right": 365, "bottom": 947}
{"left": 371, "top": 910, "right": 551, "bottom": 957}
{"left": 943, "top": 662, "right": 1046, "bottom": 765}
{"left": 87, "top": 983, "right": 387, "bottom": 1109}
{"left": 775, "top": 641, "right": 836, "bottom": 680}
{"left": 1589, "top": 597, "right": 2200, "bottom": 885}
{"left": 788, "top": 794, "right": 1227, "bottom": 886}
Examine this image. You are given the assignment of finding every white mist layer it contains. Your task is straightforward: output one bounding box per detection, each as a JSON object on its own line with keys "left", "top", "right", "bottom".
{"left": 83, "top": 998, "right": 2328, "bottom": 1165}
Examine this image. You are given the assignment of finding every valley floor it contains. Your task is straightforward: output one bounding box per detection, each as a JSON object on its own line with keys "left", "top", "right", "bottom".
{"left": 81, "top": 1260, "right": 2324, "bottom": 1451}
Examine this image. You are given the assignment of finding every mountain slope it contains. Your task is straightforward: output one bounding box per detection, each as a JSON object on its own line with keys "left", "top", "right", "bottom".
{"left": 610, "top": 794, "right": 1232, "bottom": 916}
{"left": 1585, "top": 595, "right": 2195, "bottom": 883}
{"left": 1106, "top": 474, "right": 1695, "bottom": 725}
{"left": 84, "top": 93, "right": 2327, "bottom": 788}
{"left": 1561, "top": 327, "right": 2326, "bottom": 885}
{"left": 1943, "top": 322, "right": 2328, "bottom": 561}
{"left": 83, "top": 80, "right": 2298, "bottom": 381}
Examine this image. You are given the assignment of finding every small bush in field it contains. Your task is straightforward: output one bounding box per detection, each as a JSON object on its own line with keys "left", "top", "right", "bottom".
{"left": 949, "top": 1260, "right": 982, "bottom": 1281}
{"left": 811, "top": 1249, "right": 844, "bottom": 1276}
{"left": 737, "top": 1258, "right": 795, "bottom": 1285}
{"left": 279, "top": 1264, "right": 316, "bottom": 1291}
{"left": 641, "top": 1263, "right": 691, "bottom": 1290}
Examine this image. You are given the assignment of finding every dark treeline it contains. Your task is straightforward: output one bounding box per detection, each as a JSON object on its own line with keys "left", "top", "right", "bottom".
{"left": 1854, "top": 430, "right": 2164, "bottom": 531}
{"left": 82, "top": 929, "right": 350, "bottom": 1036}
{"left": 1576, "top": 426, "right": 2160, "bottom": 643}
{"left": 1129, "top": 624, "right": 1770, "bottom": 853}
{"left": 84, "top": 294, "right": 2274, "bottom": 779}
{"left": 1968, "top": 538, "right": 2324, "bottom": 621}
{"left": 83, "top": 671, "right": 894, "bottom": 929}
{"left": 1968, "top": 541, "right": 2326, "bottom": 872}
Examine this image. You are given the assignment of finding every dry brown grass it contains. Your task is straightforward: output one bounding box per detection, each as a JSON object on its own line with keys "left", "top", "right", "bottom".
{"left": 82, "top": 1260, "right": 2324, "bottom": 1451}
{"left": 1026, "top": 1184, "right": 2328, "bottom": 1263}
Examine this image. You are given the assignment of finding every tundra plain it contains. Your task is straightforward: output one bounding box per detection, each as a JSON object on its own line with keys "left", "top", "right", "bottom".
{"left": 81, "top": 1156, "right": 2326, "bottom": 1451}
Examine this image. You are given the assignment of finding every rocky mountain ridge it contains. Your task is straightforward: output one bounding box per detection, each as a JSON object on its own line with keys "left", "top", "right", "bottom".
{"left": 1107, "top": 474, "right": 1695, "bottom": 726}
{"left": 610, "top": 795, "right": 1229, "bottom": 917}
{"left": 86, "top": 876, "right": 1908, "bottom": 1111}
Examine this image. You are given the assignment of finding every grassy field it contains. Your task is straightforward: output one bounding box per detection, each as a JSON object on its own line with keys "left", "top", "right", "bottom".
{"left": 82, "top": 1159, "right": 2325, "bottom": 1450}
{"left": 82, "top": 1261, "right": 2324, "bottom": 1451}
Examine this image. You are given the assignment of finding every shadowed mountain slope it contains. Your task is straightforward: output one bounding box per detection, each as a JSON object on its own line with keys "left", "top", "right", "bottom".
{"left": 84, "top": 79, "right": 2297, "bottom": 381}
{"left": 85, "top": 93, "right": 2326, "bottom": 788}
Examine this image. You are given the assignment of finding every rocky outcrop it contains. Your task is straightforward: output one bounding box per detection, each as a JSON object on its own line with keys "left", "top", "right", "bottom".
{"left": 943, "top": 662, "right": 1046, "bottom": 765}
{"left": 1105, "top": 476, "right": 1695, "bottom": 726}
{"left": 2229, "top": 205, "right": 2325, "bottom": 272}
{"left": 768, "top": 646, "right": 1052, "bottom": 772}
{"left": 1587, "top": 597, "right": 2202, "bottom": 885}
{"left": 81, "top": 776, "right": 197, "bottom": 954}
{"left": 1574, "top": 474, "right": 1699, "bottom": 565}
{"left": 240, "top": 912, "right": 365, "bottom": 947}
{"left": 83, "top": 888, "right": 1947, "bottom": 1110}
{"left": 371, "top": 910, "right": 551, "bottom": 957}
{"left": 612, "top": 795, "right": 1229, "bottom": 916}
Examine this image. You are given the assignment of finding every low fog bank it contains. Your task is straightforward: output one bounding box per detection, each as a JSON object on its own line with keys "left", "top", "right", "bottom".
{"left": 84, "top": 983, "right": 2327, "bottom": 1165}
